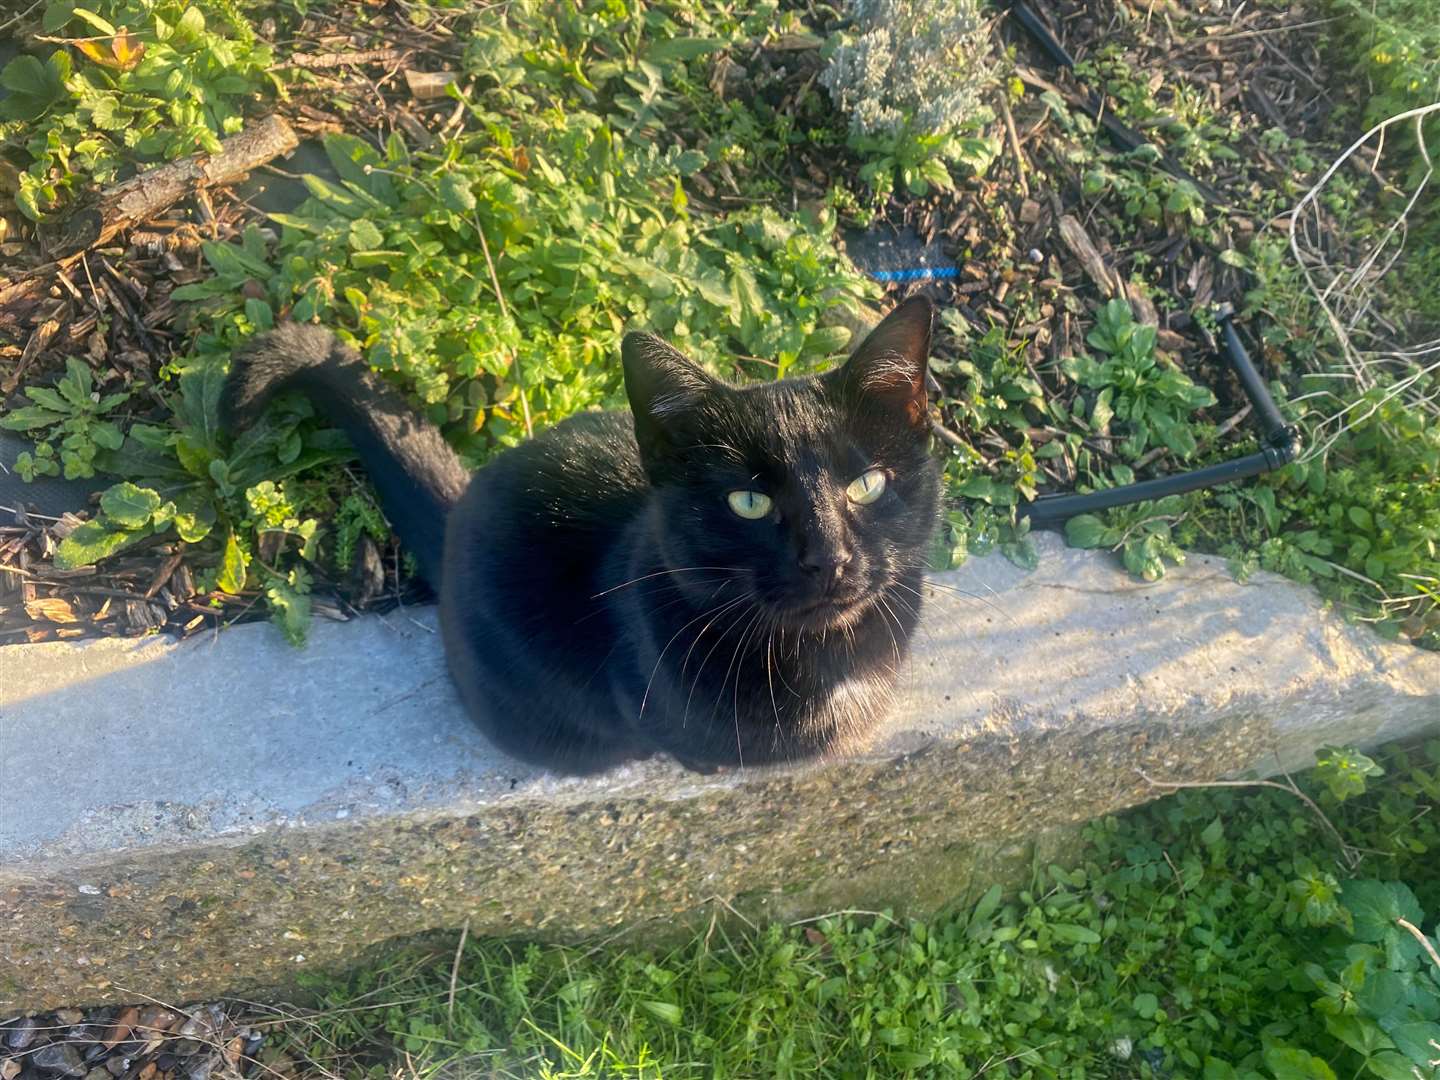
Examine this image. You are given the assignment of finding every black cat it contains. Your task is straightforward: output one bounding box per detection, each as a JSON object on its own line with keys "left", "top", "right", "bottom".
{"left": 221, "top": 296, "right": 940, "bottom": 775}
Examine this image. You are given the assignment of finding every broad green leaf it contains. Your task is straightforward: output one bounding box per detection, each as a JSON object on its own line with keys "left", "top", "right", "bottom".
{"left": 1379, "top": 1019, "right": 1440, "bottom": 1067}
{"left": 1049, "top": 924, "right": 1100, "bottom": 945}
{"left": 0, "top": 406, "right": 66, "bottom": 430}
{"left": 71, "top": 6, "right": 117, "bottom": 33}
{"left": 100, "top": 482, "right": 163, "bottom": 528}
{"left": 440, "top": 173, "right": 477, "bottom": 214}
{"left": 348, "top": 219, "right": 384, "bottom": 251}
{"left": 1366, "top": 1052, "right": 1425, "bottom": 1080}
{"left": 266, "top": 571, "right": 312, "bottom": 646}
{"left": 970, "top": 883, "right": 1003, "bottom": 927}
{"left": 174, "top": 5, "right": 205, "bottom": 39}
{"left": 173, "top": 490, "right": 217, "bottom": 543}
{"left": 55, "top": 520, "right": 150, "bottom": 569}
{"left": 1343, "top": 880, "right": 1424, "bottom": 966}
{"left": 637, "top": 1001, "right": 682, "bottom": 1026}
{"left": 173, "top": 358, "right": 226, "bottom": 451}
{"left": 24, "top": 387, "right": 72, "bottom": 414}
{"left": 1065, "top": 514, "right": 1108, "bottom": 549}
{"left": 1262, "top": 1046, "right": 1338, "bottom": 1080}
{"left": 217, "top": 531, "right": 249, "bottom": 594}
{"left": 804, "top": 325, "right": 852, "bottom": 355}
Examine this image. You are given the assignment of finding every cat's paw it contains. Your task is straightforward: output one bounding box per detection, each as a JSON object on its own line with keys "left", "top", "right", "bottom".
{"left": 672, "top": 754, "right": 726, "bottom": 776}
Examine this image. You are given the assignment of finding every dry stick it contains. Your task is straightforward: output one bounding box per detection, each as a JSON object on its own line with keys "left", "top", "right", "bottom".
{"left": 286, "top": 47, "right": 407, "bottom": 69}
{"left": 447, "top": 917, "right": 470, "bottom": 1026}
{"left": 997, "top": 92, "right": 1030, "bottom": 199}
{"left": 1397, "top": 916, "right": 1440, "bottom": 974}
{"left": 0, "top": 115, "right": 299, "bottom": 331}
{"left": 472, "top": 211, "right": 533, "bottom": 438}
{"left": 996, "top": 92, "right": 1031, "bottom": 198}
{"left": 68, "top": 114, "right": 300, "bottom": 258}
{"left": 0, "top": 0, "right": 44, "bottom": 34}
{"left": 1135, "top": 768, "right": 1359, "bottom": 867}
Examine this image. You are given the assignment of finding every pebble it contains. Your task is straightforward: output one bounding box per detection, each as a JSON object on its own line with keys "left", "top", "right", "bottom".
{"left": 5, "top": 1020, "right": 38, "bottom": 1051}
{"left": 32, "top": 1042, "right": 85, "bottom": 1078}
{"left": 133, "top": 1007, "right": 175, "bottom": 1036}
{"left": 100, "top": 1008, "right": 137, "bottom": 1051}
{"left": 1, "top": 1003, "right": 257, "bottom": 1080}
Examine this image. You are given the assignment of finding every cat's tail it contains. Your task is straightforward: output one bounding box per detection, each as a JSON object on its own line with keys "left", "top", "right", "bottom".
{"left": 220, "top": 323, "right": 469, "bottom": 587}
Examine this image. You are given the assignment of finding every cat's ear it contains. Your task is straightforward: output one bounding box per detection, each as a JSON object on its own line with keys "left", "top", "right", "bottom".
{"left": 837, "top": 295, "right": 934, "bottom": 429}
{"left": 622, "top": 332, "right": 716, "bottom": 459}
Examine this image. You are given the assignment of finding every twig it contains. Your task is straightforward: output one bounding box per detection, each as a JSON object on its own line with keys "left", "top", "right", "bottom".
{"left": 931, "top": 422, "right": 969, "bottom": 450}
{"left": 287, "top": 47, "right": 407, "bottom": 70}
{"left": 1136, "top": 768, "right": 1359, "bottom": 868}
{"left": 997, "top": 92, "right": 1030, "bottom": 198}
{"left": 1396, "top": 917, "right": 1440, "bottom": 974}
{"left": 447, "top": 917, "right": 470, "bottom": 1026}
{"left": 0, "top": 0, "right": 44, "bottom": 34}
{"left": 470, "top": 207, "right": 533, "bottom": 438}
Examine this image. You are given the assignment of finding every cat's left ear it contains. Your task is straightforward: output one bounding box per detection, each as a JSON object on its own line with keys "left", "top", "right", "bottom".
{"left": 622, "top": 332, "right": 716, "bottom": 461}
{"left": 836, "top": 295, "right": 934, "bottom": 430}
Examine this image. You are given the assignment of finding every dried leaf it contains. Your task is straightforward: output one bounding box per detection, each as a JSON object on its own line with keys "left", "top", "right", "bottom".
{"left": 77, "top": 28, "right": 146, "bottom": 71}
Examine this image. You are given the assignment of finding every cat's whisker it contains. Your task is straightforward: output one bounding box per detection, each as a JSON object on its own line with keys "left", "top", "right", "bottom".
{"left": 894, "top": 578, "right": 1017, "bottom": 627}
{"left": 724, "top": 605, "right": 770, "bottom": 768}
{"left": 591, "top": 566, "right": 743, "bottom": 599}
{"left": 571, "top": 579, "right": 691, "bottom": 628}
{"left": 765, "top": 623, "right": 782, "bottom": 735}
{"left": 638, "top": 595, "right": 747, "bottom": 725}
{"left": 874, "top": 594, "right": 905, "bottom": 669}
{"left": 681, "top": 598, "right": 757, "bottom": 730}
{"left": 677, "top": 593, "right": 747, "bottom": 684}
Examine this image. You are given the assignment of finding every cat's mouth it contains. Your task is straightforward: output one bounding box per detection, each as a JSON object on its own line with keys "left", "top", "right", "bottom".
{"left": 781, "top": 590, "right": 874, "bottom": 630}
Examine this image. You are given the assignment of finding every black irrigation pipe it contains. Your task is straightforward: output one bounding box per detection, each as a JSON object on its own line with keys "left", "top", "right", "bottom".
{"left": 1005, "top": 0, "right": 1224, "bottom": 205}
{"left": 1019, "top": 304, "right": 1301, "bottom": 528}
{"left": 989, "top": 4, "right": 1300, "bottom": 525}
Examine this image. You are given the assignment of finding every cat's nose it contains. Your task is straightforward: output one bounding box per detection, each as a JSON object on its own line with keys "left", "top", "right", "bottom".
{"left": 798, "top": 546, "right": 853, "bottom": 582}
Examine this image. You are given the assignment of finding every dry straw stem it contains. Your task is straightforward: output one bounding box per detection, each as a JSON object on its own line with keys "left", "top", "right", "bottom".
{"left": 1287, "top": 101, "right": 1440, "bottom": 464}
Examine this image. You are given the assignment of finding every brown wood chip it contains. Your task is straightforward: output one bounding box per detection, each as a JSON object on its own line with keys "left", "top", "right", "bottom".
{"left": 24, "top": 597, "right": 80, "bottom": 623}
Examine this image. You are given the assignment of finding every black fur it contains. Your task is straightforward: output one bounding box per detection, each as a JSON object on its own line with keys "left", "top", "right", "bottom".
{"left": 221, "top": 298, "right": 941, "bottom": 775}
{"left": 221, "top": 324, "right": 468, "bottom": 583}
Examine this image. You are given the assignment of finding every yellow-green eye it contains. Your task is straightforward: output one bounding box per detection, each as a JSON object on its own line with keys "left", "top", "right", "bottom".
{"left": 727, "top": 490, "right": 773, "bottom": 519}
{"left": 846, "top": 468, "right": 887, "bottom": 505}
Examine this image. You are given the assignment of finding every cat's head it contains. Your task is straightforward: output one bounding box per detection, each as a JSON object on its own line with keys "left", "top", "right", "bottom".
{"left": 622, "top": 296, "right": 940, "bottom": 631}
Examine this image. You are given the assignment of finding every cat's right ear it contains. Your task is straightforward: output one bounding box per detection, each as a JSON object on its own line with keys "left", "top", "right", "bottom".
{"left": 622, "top": 332, "right": 716, "bottom": 461}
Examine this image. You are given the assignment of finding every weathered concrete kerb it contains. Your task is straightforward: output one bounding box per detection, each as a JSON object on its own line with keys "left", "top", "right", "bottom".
{"left": 2, "top": 533, "right": 1437, "bottom": 1010}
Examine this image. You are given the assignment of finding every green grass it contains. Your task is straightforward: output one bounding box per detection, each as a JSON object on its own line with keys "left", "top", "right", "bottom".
{"left": 269, "top": 740, "right": 1440, "bottom": 1078}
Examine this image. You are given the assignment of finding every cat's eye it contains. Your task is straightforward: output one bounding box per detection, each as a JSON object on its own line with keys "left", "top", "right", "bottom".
{"left": 728, "top": 490, "right": 773, "bottom": 519}
{"left": 846, "top": 468, "right": 887, "bottom": 505}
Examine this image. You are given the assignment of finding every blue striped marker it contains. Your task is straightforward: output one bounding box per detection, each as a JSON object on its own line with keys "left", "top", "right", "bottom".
{"left": 868, "top": 266, "right": 959, "bottom": 282}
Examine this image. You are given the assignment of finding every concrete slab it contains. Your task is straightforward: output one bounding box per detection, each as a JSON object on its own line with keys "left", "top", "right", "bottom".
{"left": 2, "top": 533, "right": 1437, "bottom": 1009}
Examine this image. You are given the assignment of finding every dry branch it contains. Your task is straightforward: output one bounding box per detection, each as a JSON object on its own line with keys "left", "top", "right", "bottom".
{"left": 1058, "top": 214, "right": 1120, "bottom": 296}
{"left": 1, "top": 116, "right": 298, "bottom": 344}
{"left": 71, "top": 114, "right": 300, "bottom": 257}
